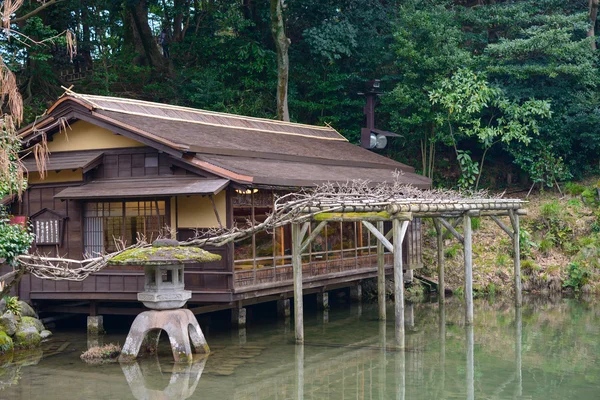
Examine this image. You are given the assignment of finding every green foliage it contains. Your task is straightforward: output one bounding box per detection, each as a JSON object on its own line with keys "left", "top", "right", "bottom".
{"left": 405, "top": 281, "right": 426, "bottom": 303}
{"left": 539, "top": 232, "right": 555, "bottom": 255}
{"left": 521, "top": 259, "right": 540, "bottom": 275}
{"left": 563, "top": 262, "right": 589, "bottom": 291}
{"left": 0, "top": 212, "right": 34, "bottom": 267}
{"left": 0, "top": 331, "right": 13, "bottom": 354}
{"left": 581, "top": 188, "right": 598, "bottom": 205}
{"left": 3, "top": 296, "right": 21, "bottom": 318}
{"left": 540, "top": 201, "right": 561, "bottom": 220}
{"left": 536, "top": 201, "right": 573, "bottom": 250}
{"left": 495, "top": 253, "right": 509, "bottom": 267}
{"left": 564, "top": 182, "right": 586, "bottom": 196}
{"left": 444, "top": 243, "right": 460, "bottom": 259}
{"left": 470, "top": 217, "right": 481, "bottom": 231}
{"left": 519, "top": 229, "right": 537, "bottom": 258}
{"left": 429, "top": 68, "right": 551, "bottom": 190}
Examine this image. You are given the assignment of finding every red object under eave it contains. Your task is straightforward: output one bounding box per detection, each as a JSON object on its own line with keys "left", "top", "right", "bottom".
{"left": 9, "top": 216, "right": 27, "bottom": 227}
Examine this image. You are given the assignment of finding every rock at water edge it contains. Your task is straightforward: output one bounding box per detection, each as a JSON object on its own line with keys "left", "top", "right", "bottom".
{"left": 0, "top": 313, "right": 18, "bottom": 336}
{"left": 0, "top": 332, "right": 14, "bottom": 355}
{"left": 14, "top": 328, "right": 41, "bottom": 350}
{"left": 18, "top": 316, "right": 45, "bottom": 334}
{"left": 18, "top": 301, "right": 38, "bottom": 319}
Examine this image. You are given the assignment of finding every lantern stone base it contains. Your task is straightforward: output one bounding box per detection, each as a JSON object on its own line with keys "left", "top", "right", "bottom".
{"left": 119, "top": 309, "right": 209, "bottom": 363}
{"left": 137, "top": 290, "right": 192, "bottom": 310}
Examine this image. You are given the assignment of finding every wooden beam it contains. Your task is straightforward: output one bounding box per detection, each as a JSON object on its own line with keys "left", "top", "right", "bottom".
{"left": 314, "top": 211, "right": 391, "bottom": 221}
{"left": 299, "top": 221, "right": 327, "bottom": 253}
{"left": 433, "top": 219, "right": 445, "bottom": 302}
{"left": 463, "top": 214, "right": 473, "bottom": 325}
{"left": 291, "top": 223, "right": 304, "bottom": 343}
{"left": 377, "top": 221, "right": 386, "bottom": 320}
{"left": 393, "top": 219, "right": 409, "bottom": 349}
{"left": 508, "top": 210, "right": 522, "bottom": 307}
{"left": 299, "top": 222, "right": 310, "bottom": 243}
{"left": 439, "top": 217, "right": 464, "bottom": 243}
{"left": 490, "top": 215, "right": 514, "bottom": 239}
{"left": 361, "top": 221, "right": 393, "bottom": 253}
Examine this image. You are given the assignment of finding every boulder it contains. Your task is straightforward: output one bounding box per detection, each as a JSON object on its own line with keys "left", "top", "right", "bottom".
{"left": 0, "top": 332, "right": 13, "bottom": 355}
{"left": 14, "top": 327, "right": 41, "bottom": 349}
{"left": 17, "top": 316, "right": 44, "bottom": 334}
{"left": 40, "top": 330, "right": 52, "bottom": 339}
{"left": 0, "top": 313, "right": 18, "bottom": 336}
{"left": 18, "top": 301, "right": 38, "bottom": 319}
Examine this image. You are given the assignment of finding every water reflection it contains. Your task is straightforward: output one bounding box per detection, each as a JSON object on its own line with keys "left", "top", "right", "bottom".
{"left": 2, "top": 298, "right": 600, "bottom": 399}
{"left": 121, "top": 356, "right": 207, "bottom": 400}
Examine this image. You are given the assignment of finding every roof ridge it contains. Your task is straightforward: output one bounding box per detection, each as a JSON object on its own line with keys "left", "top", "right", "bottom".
{"left": 96, "top": 107, "right": 348, "bottom": 142}
{"left": 73, "top": 93, "right": 342, "bottom": 134}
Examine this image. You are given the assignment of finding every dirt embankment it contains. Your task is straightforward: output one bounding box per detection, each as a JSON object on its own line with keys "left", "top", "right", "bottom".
{"left": 418, "top": 179, "right": 600, "bottom": 296}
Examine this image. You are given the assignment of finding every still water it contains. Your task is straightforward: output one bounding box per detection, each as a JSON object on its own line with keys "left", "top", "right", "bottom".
{"left": 1, "top": 297, "right": 600, "bottom": 399}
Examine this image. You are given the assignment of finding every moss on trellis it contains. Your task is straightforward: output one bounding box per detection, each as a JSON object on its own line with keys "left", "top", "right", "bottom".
{"left": 109, "top": 246, "right": 221, "bottom": 265}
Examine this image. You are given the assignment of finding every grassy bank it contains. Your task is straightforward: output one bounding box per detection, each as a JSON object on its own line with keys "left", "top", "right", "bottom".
{"left": 419, "top": 178, "right": 600, "bottom": 296}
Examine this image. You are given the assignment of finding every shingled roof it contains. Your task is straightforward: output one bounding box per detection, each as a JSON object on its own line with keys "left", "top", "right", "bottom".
{"left": 24, "top": 92, "right": 432, "bottom": 188}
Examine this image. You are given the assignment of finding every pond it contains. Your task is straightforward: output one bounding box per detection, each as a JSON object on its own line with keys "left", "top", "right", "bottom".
{"left": 1, "top": 296, "right": 599, "bottom": 399}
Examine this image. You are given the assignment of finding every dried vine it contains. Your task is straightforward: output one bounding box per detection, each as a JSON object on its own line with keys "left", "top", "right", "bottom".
{"left": 15, "top": 177, "right": 524, "bottom": 282}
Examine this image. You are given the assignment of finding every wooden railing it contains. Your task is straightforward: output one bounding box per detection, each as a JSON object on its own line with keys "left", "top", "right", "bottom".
{"left": 234, "top": 247, "right": 393, "bottom": 288}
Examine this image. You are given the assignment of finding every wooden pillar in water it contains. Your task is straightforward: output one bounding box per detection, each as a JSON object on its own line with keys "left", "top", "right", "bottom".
{"left": 393, "top": 219, "right": 408, "bottom": 349}
{"left": 463, "top": 214, "right": 473, "bottom": 325}
{"left": 515, "top": 306, "right": 523, "bottom": 398}
{"left": 509, "top": 210, "right": 522, "bottom": 307}
{"left": 466, "top": 324, "right": 474, "bottom": 400}
{"left": 296, "top": 344, "right": 304, "bottom": 400}
{"left": 377, "top": 221, "right": 386, "bottom": 320}
{"left": 433, "top": 219, "right": 445, "bottom": 303}
{"left": 439, "top": 300, "right": 446, "bottom": 398}
{"left": 291, "top": 223, "right": 304, "bottom": 343}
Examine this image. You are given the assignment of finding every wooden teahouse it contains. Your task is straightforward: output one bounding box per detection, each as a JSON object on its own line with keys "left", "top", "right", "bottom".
{"left": 9, "top": 92, "right": 431, "bottom": 316}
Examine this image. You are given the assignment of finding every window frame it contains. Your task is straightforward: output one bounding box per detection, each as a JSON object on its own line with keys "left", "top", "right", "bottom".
{"left": 83, "top": 197, "right": 170, "bottom": 255}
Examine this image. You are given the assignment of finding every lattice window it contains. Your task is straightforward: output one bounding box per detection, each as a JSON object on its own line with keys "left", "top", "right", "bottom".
{"left": 84, "top": 200, "right": 166, "bottom": 254}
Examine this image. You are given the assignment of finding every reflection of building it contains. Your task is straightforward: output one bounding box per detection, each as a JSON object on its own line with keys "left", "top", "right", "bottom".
{"left": 8, "top": 92, "right": 430, "bottom": 316}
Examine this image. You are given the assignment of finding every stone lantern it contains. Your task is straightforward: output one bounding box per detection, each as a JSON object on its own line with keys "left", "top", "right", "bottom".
{"left": 110, "top": 239, "right": 221, "bottom": 363}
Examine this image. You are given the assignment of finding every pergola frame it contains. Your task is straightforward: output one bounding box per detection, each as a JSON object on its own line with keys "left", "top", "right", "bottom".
{"left": 291, "top": 198, "right": 526, "bottom": 348}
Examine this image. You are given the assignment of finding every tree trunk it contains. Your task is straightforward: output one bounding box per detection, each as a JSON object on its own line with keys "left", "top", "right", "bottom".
{"left": 270, "top": 0, "right": 290, "bottom": 121}
{"left": 589, "top": 0, "right": 599, "bottom": 50}
{"left": 127, "top": 0, "right": 171, "bottom": 73}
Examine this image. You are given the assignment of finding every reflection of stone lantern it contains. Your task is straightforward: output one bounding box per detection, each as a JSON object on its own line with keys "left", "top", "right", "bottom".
{"left": 110, "top": 239, "right": 221, "bottom": 363}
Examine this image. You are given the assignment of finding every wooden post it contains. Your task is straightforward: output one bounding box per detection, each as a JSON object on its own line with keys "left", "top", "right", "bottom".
{"left": 433, "top": 219, "right": 445, "bottom": 303}
{"left": 509, "top": 210, "right": 522, "bottom": 307}
{"left": 291, "top": 223, "right": 304, "bottom": 343}
{"left": 296, "top": 344, "right": 304, "bottom": 400}
{"left": 463, "top": 213, "right": 473, "bottom": 325}
{"left": 378, "top": 320, "right": 386, "bottom": 400}
{"left": 377, "top": 221, "right": 386, "bottom": 320}
{"left": 393, "top": 219, "right": 408, "bottom": 349}
{"left": 439, "top": 300, "right": 446, "bottom": 398}
{"left": 515, "top": 306, "right": 523, "bottom": 398}
{"left": 466, "top": 324, "right": 474, "bottom": 400}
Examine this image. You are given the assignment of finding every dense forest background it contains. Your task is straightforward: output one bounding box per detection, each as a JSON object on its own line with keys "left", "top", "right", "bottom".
{"left": 6, "top": 0, "right": 600, "bottom": 189}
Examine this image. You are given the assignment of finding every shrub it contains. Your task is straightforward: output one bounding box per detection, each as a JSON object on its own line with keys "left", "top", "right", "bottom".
{"left": 564, "top": 182, "right": 586, "bottom": 196}
{"left": 540, "top": 200, "right": 561, "bottom": 220}
{"left": 539, "top": 232, "right": 555, "bottom": 255}
{"left": 496, "top": 253, "right": 509, "bottom": 267}
{"left": 471, "top": 217, "right": 481, "bottom": 230}
{"left": 2, "top": 296, "right": 21, "bottom": 318}
{"left": 444, "top": 243, "right": 460, "bottom": 259}
{"left": 563, "top": 262, "right": 590, "bottom": 291}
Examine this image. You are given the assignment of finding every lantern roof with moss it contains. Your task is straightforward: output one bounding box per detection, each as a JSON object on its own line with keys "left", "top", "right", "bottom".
{"left": 109, "top": 239, "right": 221, "bottom": 266}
